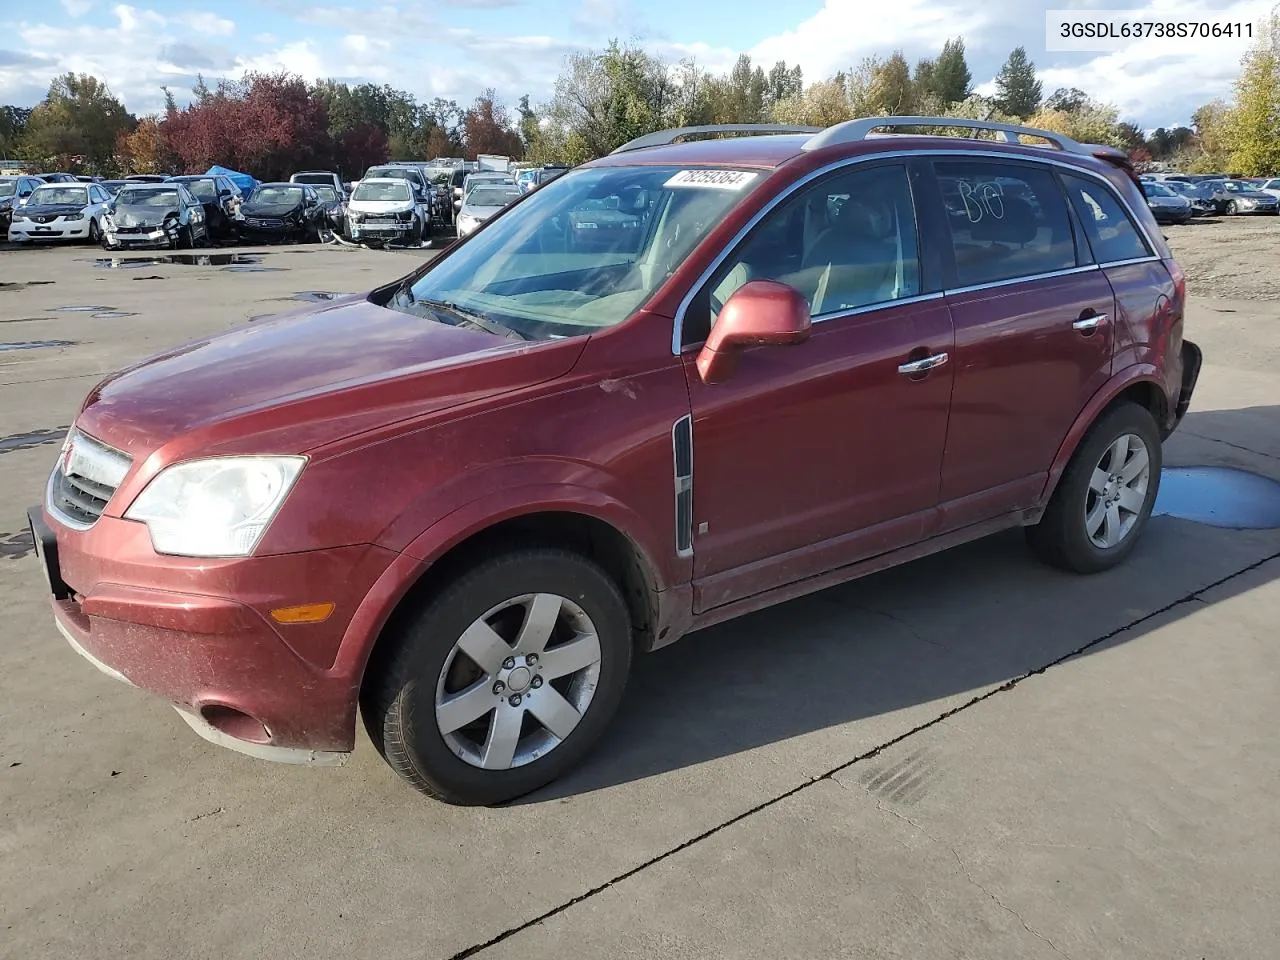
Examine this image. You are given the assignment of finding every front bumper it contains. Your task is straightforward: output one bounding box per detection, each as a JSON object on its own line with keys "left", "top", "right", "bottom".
{"left": 9, "top": 219, "right": 92, "bottom": 241}
{"left": 348, "top": 220, "right": 415, "bottom": 240}
{"left": 103, "top": 222, "right": 177, "bottom": 248}
{"left": 29, "top": 505, "right": 399, "bottom": 761}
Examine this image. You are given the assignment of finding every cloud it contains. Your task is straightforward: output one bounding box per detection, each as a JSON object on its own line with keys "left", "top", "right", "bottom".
{"left": 179, "top": 12, "right": 236, "bottom": 37}
{"left": 60, "top": 0, "right": 94, "bottom": 16}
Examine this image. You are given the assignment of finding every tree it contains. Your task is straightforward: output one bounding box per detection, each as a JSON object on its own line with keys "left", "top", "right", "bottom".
{"left": 1114, "top": 121, "right": 1147, "bottom": 152}
{"left": 1045, "top": 86, "right": 1089, "bottom": 113}
{"left": 1223, "top": 12, "right": 1280, "bottom": 176}
{"left": 930, "top": 38, "right": 972, "bottom": 106}
{"left": 517, "top": 94, "right": 539, "bottom": 151}
{"left": 765, "top": 61, "right": 803, "bottom": 107}
{"left": 461, "top": 89, "right": 523, "bottom": 159}
{"left": 117, "top": 117, "right": 174, "bottom": 173}
{"left": 1029, "top": 98, "right": 1124, "bottom": 147}
{"left": 993, "top": 46, "right": 1042, "bottom": 118}
{"left": 866, "top": 52, "right": 916, "bottom": 115}
{"left": 0, "top": 105, "right": 32, "bottom": 159}
{"left": 20, "top": 73, "right": 135, "bottom": 171}
{"left": 1190, "top": 99, "right": 1232, "bottom": 171}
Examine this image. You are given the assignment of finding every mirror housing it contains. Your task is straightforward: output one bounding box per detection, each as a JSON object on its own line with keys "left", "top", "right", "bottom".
{"left": 696, "top": 280, "right": 811, "bottom": 384}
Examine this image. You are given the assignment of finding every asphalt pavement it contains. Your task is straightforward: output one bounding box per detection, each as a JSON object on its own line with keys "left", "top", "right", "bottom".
{"left": 0, "top": 242, "right": 1276, "bottom": 960}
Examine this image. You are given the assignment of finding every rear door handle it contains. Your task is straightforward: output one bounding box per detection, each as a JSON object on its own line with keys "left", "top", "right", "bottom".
{"left": 897, "top": 352, "right": 950, "bottom": 375}
{"left": 1073, "top": 313, "right": 1108, "bottom": 331}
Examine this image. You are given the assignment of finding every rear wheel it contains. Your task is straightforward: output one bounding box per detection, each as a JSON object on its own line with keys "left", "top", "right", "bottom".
{"left": 1226, "top": 200, "right": 1239, "bottom": 215}
{"left": 362, "top": 548, "right": 633, "bottom": 805}
{"left": 1026, "top": 402, "right": 1162, "bottom": 574}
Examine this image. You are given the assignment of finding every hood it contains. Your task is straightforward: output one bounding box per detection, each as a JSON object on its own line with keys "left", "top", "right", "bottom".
{"left": 75, "top": 296, "right": 587, "bottom": 459}
{"left": 109, "top": 204, "right": 178, "bottom": 226}
{"left": 349, "top": 199, "right": 413, "bottom": 214}
{"left": 1231, "top": 190, "right": 1273, "bottom": 200}
{"left": 1147, "top": 196, "right": 1188, "bottom": 206}
{"left": 241, "top": 200, "right": 303, "bottom": 217}
{"left": 17, "top": 202, "right": 86, "bottom": 218}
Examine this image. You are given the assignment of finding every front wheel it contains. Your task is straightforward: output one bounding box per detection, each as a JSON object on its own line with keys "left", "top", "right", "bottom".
{"left": 87, "top": 219, "right": 100, "bottom": 244}
{"left": 362, "top": 549, "right": 633, "bottom": 805}
{"left": 1026, "top": 402, "right": 1162, "bottom": 574}
{"left": 1226, "top": 200, "right": 1238, "bottom": 215}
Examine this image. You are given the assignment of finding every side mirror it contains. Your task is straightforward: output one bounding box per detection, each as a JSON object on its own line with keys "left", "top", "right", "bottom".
{"left": 696, "top": 280, "right": 811, "bottom": 384}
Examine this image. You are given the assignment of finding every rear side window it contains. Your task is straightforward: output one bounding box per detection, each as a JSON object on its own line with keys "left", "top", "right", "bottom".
{"left": 1061, "top": 175, "right": 1152, "bottom": 264}
{"left": 934, "top": 161, "right": 1076, "bottom": 287}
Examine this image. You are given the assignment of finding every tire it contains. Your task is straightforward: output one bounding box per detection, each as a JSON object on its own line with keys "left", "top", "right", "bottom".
{"left": 1226, "top": 200, "right": 1238, "bottom": 215}
{"left": 362, "top": 548, "right": 633, "bottom": 805}
{"left": 87, "top": 219, "right": 100, "bottom": 244}
{"left": 1026, "top": 402, "right": 1162, "bottom": 574}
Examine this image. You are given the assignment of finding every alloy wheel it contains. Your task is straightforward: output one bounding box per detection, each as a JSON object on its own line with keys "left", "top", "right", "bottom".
{"left": 434, "top": 593, "right": 602, "bottom": 771}
{"left": 1084, "top": 432, "right": 1151, "bottom": 549}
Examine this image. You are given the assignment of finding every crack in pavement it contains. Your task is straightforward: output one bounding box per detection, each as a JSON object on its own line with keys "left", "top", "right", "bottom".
{"left": 1181, "top": 429, "right": 1280, "bottom": 462}
{"left": 858, "top": 606, "right": 948, "bottom": 650}
{"left": 448, "top": 549, "right": 1280, "bottom": 960}
{"left": 949, "top": 848, "right": 1073, "bottom": 959}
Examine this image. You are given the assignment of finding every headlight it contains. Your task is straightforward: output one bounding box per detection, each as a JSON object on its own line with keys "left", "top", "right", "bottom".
{"left": 65, "top": 211, "right": 85, "bottom": 221}
{"left": 124, "top": 456, "right": 305, "bottom": 557}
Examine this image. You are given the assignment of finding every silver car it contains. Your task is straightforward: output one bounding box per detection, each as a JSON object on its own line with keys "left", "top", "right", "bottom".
{"left": 455, "top": 183, "right": 523, "bottom": 238}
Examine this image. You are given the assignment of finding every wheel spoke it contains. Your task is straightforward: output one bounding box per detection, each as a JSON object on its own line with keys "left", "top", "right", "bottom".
{"left": 1086, "top": 499, "right": 1107, "bottom": 537}
{"left": 1117, "top": 487, "right": 1146, "bottom": 515}
{"left": 539, "top": 633, "right": 602, "bottom": 681}
{"left": 456, "top": 619, "right": 512, "bottom": 675}
{"left": 1120, "top": 444, "right": 1150, "bottom": 482}
{"left": 527, "top": 686, "right": 583, "bottom": 740}
{"left": 480, "top": 703, "right": 523, "bottom": 770}
{"left": 436, "top": 680, "right": 496, "bottom": 735}
{"left": 1108, "top": 434, "right": 1131, "bottom": 470}
{"left": 514, "top": 593, "right": 562, "bottom": 655}
{"left": 1102, "top": 503, "right": 1122, "bottom": 547}
{"left": 1090, "top": 468, "right": 1110, "bottom": 494}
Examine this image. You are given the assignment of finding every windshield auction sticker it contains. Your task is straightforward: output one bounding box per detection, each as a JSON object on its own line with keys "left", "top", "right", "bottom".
{"left": 664, "top": 170, "right": 759, "bottom": 190}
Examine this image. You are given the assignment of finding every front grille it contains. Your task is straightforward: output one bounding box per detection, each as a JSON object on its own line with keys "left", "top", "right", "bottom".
{"left": 114, "top": 225, "right": 157, "bottom": 235}
{"left": 245, "top": 217, "right": 284, "bottom": 228}
{"left": 48, "top": 430, "right": 132, "bottom": 528}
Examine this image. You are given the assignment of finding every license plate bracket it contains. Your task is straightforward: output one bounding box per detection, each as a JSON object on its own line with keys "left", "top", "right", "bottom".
{"left": 27, "top": 507, "right": 72, "bottom": 600}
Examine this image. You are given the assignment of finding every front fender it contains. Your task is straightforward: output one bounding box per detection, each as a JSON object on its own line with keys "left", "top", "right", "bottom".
{"left": 1039, "top": 364, "right": 1166, "bottom": 506}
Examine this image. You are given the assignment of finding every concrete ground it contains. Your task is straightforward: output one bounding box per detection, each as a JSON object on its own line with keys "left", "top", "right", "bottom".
{"left": 0, "top": 236, "right": 1277, "bottom": 960}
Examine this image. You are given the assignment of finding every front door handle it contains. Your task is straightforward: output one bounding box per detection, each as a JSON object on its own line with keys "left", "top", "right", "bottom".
{"left": 1073, "top": 313, "right": 1108, "bottom": 331}
{"left": 897, "top": 352, "right": 950, "bottom": 375}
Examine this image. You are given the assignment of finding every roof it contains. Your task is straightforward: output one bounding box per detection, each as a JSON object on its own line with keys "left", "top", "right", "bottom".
{"left": 590, "top": 134, "right": 811, "bottom": 169}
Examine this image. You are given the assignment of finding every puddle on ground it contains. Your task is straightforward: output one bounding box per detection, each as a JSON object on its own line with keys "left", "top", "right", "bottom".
{"left": 0, "top": 529, "right": 35, "bottom": 561}
{"left": 223, "top": 264, "right": 284, "bottom": 273}
{"left": 0, "top": 426, "right": 69, "bottom": 455}
{"left": 90, "top": 253, "right": 271, "bottom": 269}
{"left": 0, "top": 317, "right": 51, "bottom": 324}
{"left": 50, "top": 306, "right": 137, "bottom": 318}
{"left": 133, "top": 275, "right": 166, "bottom": 281}
{"left": 0, "top": 340, "right": 77, "bottom": 352}
{"left": 1154, "top": 466, "right": 1280, "bottom": 529}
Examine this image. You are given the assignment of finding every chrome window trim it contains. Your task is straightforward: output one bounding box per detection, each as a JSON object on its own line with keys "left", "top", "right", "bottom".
{"left": 671, "top": 147, "right": 1160, "bottom": 354}
{"left": 808, "top": 291, "right": 945, "bottom": 325}
{"left": 1096, "top": 255, "right": 1162, "bottom": 269}
{"left": 944, "top": 264, "right": 1101, "bottom": 297}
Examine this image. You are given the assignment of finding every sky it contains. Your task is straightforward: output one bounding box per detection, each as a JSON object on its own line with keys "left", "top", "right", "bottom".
{"left": 0, "top": 0, "right": 1274, "bottom": 131}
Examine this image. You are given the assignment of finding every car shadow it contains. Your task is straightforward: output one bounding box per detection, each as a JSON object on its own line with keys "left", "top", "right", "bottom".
{"left": 518, "top": 404, "right": 1280, "bottom": 803}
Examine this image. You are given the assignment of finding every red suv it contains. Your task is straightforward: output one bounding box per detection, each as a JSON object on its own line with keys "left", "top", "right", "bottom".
{"left": 29, "top": 118, "right": 1202, "bottom": 804}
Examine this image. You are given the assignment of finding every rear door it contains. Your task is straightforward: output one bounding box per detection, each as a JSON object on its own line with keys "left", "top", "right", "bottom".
{"left": 929, "top": 158, "right": 1116, "bottom": 527}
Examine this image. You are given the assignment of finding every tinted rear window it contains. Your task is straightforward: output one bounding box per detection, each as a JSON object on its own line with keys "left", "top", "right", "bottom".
{"left": 1061, "top": 175, "right": 1152, "bottom": 264}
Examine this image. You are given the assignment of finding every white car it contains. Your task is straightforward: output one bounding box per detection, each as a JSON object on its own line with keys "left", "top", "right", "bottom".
{"left": 455, "top": 172, "right": 516, "bottom": 213}
{"left": 345, "top": 178, "right": 429, "bottom": 245}
{"left": 8, "top": 182, "right": 112, "bottom": 243}
{"left": 455, "top": 183, "right": 523, "bottom": 238}
{"left": 1256, "top": 178, "right": 1280, "bottom": 200}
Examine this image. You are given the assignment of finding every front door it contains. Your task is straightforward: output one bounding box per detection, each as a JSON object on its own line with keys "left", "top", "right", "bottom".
{"left": 929, "top": 158, "right": 1116, "bottom": 528}
{"left": 678, "top": 162, "right": 955, "bottom": 612}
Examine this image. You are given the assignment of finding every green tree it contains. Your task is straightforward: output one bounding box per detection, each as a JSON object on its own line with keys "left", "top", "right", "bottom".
{"left": 517, "top": 94, "right": 539, "bottom": 151}
{"left": 0, "top": 105, "right": 32, "bottom": 159}
{"left": 1044, "top": 86, "right": 1089, "bottom": 113}
{"left": 1223, "top": 12, "right": 1280, "bottom": 176}
{"left": 866, "top": 52, "right": 916, "bottom": 115}
{"left": 993, "top": 46, "right": 1042, "bottom": 118}
{"left": 930, "top": 38, "right": 972, "bottom": 106}
{"left": 20, "top": 73, "right": 135, "bottom": 171}
{"left": 1191, "top": 99, "right": 1232, "bottom": 170}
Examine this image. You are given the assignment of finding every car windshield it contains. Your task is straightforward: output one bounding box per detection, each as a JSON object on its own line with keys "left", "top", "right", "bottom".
{"left": 313, "top": 186, "right": 338, "bottom": 203}
{"left": 398, "top": 164, "right": 762, "bottom": 339}
{"left": 117, "top": 188, "right": 179, "bottom": 206}
{"left": 353, "top": 181, "right": 410, "bottom": 202}
{"left": 368, "top": 168, "right": 421, "bottom": 186}
{"left": 1145, "top": 183, "right": 1176, "bottom": 197}
{"left": 29, "top": 186, "right": 88, "bottom": 205}
{"left": 180, "top": 179, "right": 218, "bottom": 200}
{"left": 250, "top": 185, "right": 303, "bottom": 204}
{"left": 467, "top": 187, "right": 520, "bottom": 207}
{"left": 293, "top": 174, "right": 332, "bottom": 185}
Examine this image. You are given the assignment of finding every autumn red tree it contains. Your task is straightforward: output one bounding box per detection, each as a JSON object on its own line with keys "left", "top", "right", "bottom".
{"left": 461, "top": 89, "right": 523, "bottom": 159}
{"left": 336, "top": 122, "right": 390, "bottom": 178}
{"left": 116, "top": 116, "right": 176, "bottom": 173}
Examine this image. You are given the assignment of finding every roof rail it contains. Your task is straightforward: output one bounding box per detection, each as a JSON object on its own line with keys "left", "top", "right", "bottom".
{"left": 610, "top": 124, "right": 822, "bottom": 155}
{"left": 802, "top": 116, "right": 1088, "bottom": 154}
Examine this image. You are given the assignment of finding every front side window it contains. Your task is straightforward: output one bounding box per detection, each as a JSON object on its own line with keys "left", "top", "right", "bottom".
{"left": 1061, "top": 174, "right": 1152, "bottom": 264}
{"left": 934, "top": 160, "right": 1076, "bottom": 287}
{"left": 398, "top": 164, "right": 762, "bottom": 340}
{"left": 687, "top": 163, "right": 922, "bottom": 345}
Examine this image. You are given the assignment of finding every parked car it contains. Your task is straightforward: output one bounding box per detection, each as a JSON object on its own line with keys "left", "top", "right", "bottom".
{"left": 1203, "top": 178, "right": 1279, "bottom": 215}
{"left": 290, "top": 170, "right": 345, "bottom": 197}
{"left": 1142, "top": 181, "right": 1194, "bottom": 224}
{"left": 98, "top": 179, "right": 130, "bottom": 197}
{"left": 235, "top": 182, "right": 328, "bottom": 243}
{"left": 167, "top": 175, "right": 243, "bottom": 244}
{"left": 75, "top": 175, "right": 103, "bottom": 183}
{"left": 515, "top": 168, "right": 539, "bottom": 194}
{"left": 7, "top": 181, "right": 113, "bottom": 244}
{"left": 1255, "top": 177, "right": 1280, "bottom": 200}
{"left": 534, "top": 164, "right": 570, "bottom": 188}
{"left": 0, "top": 175, "right": 46, "bottom": 233}
{"left": 125, "top": 174, "right": 172, "bottom": 183}
{"left": 101, "top": 182, "right": 208, "bottom": 249}
{"left": 36, "top": 172, "right": 79, "bottom": 183}
{"left": 1163, "top": 181, "right": 1214, "bottom": 216}
{"left": 345, "top": 177, "right": 427, "bottom": 244}
{"left": 27, "top": 117, "right": 1201, "bottom": 805}
{"left": 309, "top": 184, "right": 347, "bottom": 235}
{"left": 455, "top": 183, "right": 522, "bottom": 237}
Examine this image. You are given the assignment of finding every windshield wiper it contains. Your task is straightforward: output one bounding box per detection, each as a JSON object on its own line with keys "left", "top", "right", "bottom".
{"left": 410, "top": 296, "right": 532, "bottom": 341}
